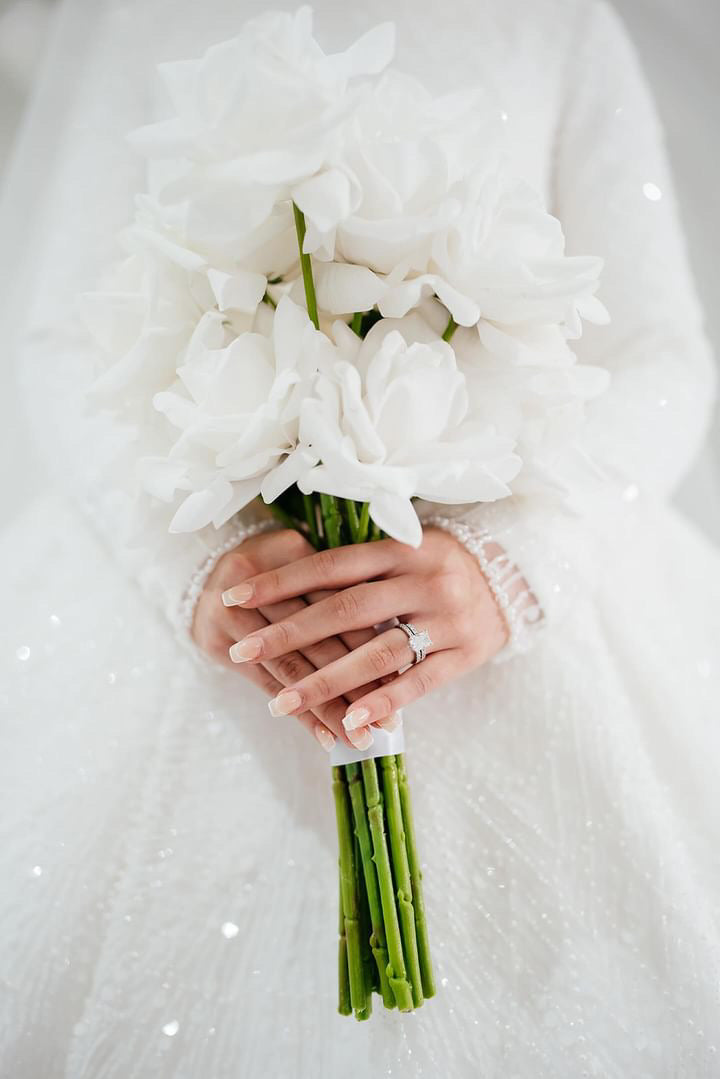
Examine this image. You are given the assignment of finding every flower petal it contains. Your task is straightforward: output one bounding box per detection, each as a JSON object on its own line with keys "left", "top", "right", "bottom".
{"left": 207, "top": 268, "right": 267, "bottom": 313}
{"left": 314, "top": 263, "right": 386, "bottom": 315}
{"left": 368, "top": 492, "right": 422, "bottom": 547}
{"left": 168, "top": 478, "right": 234, "bottom": 533}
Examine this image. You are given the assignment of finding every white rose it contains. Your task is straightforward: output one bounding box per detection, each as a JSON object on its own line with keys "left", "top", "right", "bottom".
{"left": 81, "top": 249, "right": 202, "bottom": 413}
{"left": 453, "top": 325, "right": 610, "bottom": 496}
{"left": 128, "top": 8, "right": 395, "bottom": 261}
{"left": 314, "top": 169, "right": 608, "bottom": 358}
{"left": 82, "top": 212, "right": 271, "bottom": 417}
{"left": 139, "top": 297, "right": 330, "bottom": 532}
{"left": 296, "top": 316, "right": 520, "bottom": 546}
{"left": 426, "top": 174, "right": 609, "bottom": 337}
{"left": 298, "top": 72, "right": 493, "bottom": 265}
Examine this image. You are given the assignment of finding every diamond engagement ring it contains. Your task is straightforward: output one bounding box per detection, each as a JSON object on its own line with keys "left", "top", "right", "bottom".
{"left": 397, "top": 622, "right": 433, "bottom": 664}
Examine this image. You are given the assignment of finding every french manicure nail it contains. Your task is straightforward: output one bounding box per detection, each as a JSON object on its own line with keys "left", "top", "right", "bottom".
{"left": 314, "top": 725, "right": 335, "bottom": 753}
{"left": 229, "top": 637, "right": 262, "bottom": 663}
{"left": 377, "top": 712, "right": 401, "bottom": 732}
{"left": 347, "top": 727, "right": 373, "bottom": 750}
{"left": 222, "top": 584, "right": 253, "bottom": 607}
{"left": 268, "top": 690, "right": 302, "bottom": 717}
{"left": 342, "top": 707, "right": 370, "bottom": 731}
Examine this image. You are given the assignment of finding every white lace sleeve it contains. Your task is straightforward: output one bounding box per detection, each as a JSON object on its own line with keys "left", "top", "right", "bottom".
{"left": 425, "top": 0, "right": 716, "bottom": 657}
{"left": 424, "top": 512, "right": 544, "bottom": 662}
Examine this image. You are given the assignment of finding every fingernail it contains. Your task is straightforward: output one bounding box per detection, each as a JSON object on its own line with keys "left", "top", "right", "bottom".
{"left": 343, "top": 707, "right": 370, "bottom": 731}
{"left": 268, "top": 690, "right": 302, "bottom": 717}
{"left": 347, "top": 727, "right": 373, "bottom": 750}
{"left": 314, "top": 725, "right": 336, "bottom": 753}
{"left": 222, "top": 584, "right": 253, "bottom": 607}
{"left": 377, "top": 712, "right": 401, "bottom": 732}
{"left": 229, "top": 637, "right": 262, "bottom": 663}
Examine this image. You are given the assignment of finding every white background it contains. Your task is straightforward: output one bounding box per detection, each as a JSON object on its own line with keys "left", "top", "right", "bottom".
{"left": 0, "top": 0, "right": 718, "bottom": 539}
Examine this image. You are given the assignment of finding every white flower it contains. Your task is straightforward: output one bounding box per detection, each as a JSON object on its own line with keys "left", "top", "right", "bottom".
{"left": 126, "top": 194, "right": 271, "bottom": 313}
{"left": 82, "top": 197, "right": 283, "bottom": 418}
{"left": 80, "top": 249, "right": 203, "bottom": 413}
{"left": 140, "top": 297, "right": 330, "bottom": 532}
{"left": 453, "top": 321, "right": 610, "bottom": 496}
{"left": 298, "top": 71, "right": 495, "bottom": 265}
{"left": 425, "top": 173, "right": 609, "bottom": 338}
{"left": 83, "top": 8, "right": 612, "bottom": 549}
{"left": 314, "top": 168, "right": 608, "bottom": 358}
{"left": 296, "top": 315, "right": 520, "bottom": 546}
{"left": 129, "top": 8, "right": 395, "bottom": 261}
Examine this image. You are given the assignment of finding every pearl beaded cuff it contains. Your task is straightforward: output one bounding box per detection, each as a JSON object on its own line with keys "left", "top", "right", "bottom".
{"left": 425, "top": 515, "right": 545, "bottom": 662}
{"left": 177, "top": 518, "right": 279, "bottom": 638}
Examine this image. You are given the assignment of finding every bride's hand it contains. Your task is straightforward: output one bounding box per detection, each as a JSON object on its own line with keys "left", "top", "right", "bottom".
{"left": 220, "top": 528, "right": 509, "bottom": 745}
{"left": 192, "top": 528, "right": 383, "bottom": 752}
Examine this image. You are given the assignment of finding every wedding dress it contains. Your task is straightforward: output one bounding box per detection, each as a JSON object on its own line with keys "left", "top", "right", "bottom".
{"left": 2, "top": 0, "right": 719, "bottom": 1076}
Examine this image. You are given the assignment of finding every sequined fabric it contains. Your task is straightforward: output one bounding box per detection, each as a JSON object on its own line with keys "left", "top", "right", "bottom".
{"left": 1, "top": 0, "right": 719, "bottom": 1076}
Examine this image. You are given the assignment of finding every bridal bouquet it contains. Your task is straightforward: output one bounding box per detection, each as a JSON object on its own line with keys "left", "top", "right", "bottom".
{"left": 83, "top": 8, "right": 609, "bottom": 1019}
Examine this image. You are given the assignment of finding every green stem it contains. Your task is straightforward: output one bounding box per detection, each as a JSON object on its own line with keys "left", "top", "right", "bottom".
{"left": 380, "top": 755, "right": 424, "bottom": 1008}
{"left": 361, "top": 759, "right": 414, "bottom": 1012}
{"left": 337, "top": 873, "right": 352, "bottom": 1015}
{"left": 356, "top": 502, "right": 370, "bottom": 544}
{"left": 370, "top": 518, "right": 382, "bottom": 542}
{"left": 442, "top": 314, "right": 458, "bottom": 342}
{"left": 332, "top": 766, "right": 367, "bottom": 1017}
{"left": 397, "top": 752, "right": 436, "bottom": 998}
{"left": 345, "top": 762, "right": 395, "bottom": 1009}
{"left": 344, "top": 499, "right": 360, "bottom": 543}
{"left": 320, "top": 493, "right": 342, "bottom": 549}
{"left": 351, "top": 311, "right": 363, "bottom": 336}
{"left": 303, "top": 493, "right": 320, "bottom": 549}
{"left": 292, "top": 203, "right": 319, "bottom": 330}
{"left": 355, "top": 829, "right": 376, "bottom": 1008}
{"left": 262, "top": 290, "right": 277, "bottom": 309}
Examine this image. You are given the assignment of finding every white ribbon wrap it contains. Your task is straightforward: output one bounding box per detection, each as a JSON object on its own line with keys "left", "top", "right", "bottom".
{"left": 329, "top": 717, "right": 406, "bottom": 767}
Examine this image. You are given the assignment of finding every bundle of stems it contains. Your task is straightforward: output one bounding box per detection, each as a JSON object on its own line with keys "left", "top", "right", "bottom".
{"left": 333, "top": 752, "right": 435, "bottom": 1018}
{"left": 268, "top": 207, "right": 436, "bottom": 1018}
{"left": 271, "top": 486, "right": 436, "bottom": 1018}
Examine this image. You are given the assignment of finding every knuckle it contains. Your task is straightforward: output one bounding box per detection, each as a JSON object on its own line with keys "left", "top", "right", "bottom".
{"left": 271, "top": 620, "right": 294, "bottom": 651}
{"left": 310, "top": 672, "right": 332, "bottom": 701}
{"left": 373, "top": 692, "right": 395, "bottom": 717}
{"left": 282, "top": 529, "right": 310, "bottom": 561}
{"left": 314, "top": 548, "right": 337, "bottom": 580}
{"left": 368, "top": 642, "right": 397, "bottom": 675}
{"left": 412, "top": 668, "right": 435, "bottom": 697}
{"left": 220, "top": 551, "right": 254, "bottom": 584}
{"left": 436, "top": 572, "right": 465, "bottom": 608}
{"left": 275, "top": 654, "right": 304, "bottom": 683}
{"left": 331, "top": 589, "right": 360, "bottom": 622}
{"left": 262, "top": 568, "right": 281, "bottom": 596}
{"left": 434, "top": 537, "right": 461, "bottom": 573}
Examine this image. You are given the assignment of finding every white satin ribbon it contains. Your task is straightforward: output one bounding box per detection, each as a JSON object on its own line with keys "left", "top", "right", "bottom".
{"left": 329, "top": 714, "right": 405, "bottom": 766}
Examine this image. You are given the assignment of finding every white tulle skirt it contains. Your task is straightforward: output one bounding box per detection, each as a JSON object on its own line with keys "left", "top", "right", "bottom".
{"left": 2, "top": 493, "right": 719, "bottom": 1078}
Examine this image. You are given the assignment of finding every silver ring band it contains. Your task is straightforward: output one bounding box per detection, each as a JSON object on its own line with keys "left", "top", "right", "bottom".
{"left": 397, "top": 622, "right": 432, "bottom": 664}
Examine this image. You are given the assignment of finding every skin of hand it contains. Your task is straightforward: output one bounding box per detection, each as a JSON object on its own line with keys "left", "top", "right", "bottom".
{"left": 192, "top": 528, "right": 393, "bottom": 753}
{"left": 220, "top": 527, "right": 510, "bottom": 750}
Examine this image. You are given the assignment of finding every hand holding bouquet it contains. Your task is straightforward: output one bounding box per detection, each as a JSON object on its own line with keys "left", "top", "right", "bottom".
{"left": 84, "top": 6, "right": 609, "bottom": 1020}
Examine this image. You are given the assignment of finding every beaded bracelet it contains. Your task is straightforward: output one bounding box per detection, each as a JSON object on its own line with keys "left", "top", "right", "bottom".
{"left": 177, "top": 518, "right": 279, "bottom": 636}
{"left": 424, "top": 515, "right": 544, "bottom": 662}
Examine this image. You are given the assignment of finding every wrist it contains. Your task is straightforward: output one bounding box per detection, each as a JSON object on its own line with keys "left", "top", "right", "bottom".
{"left": 424, "top": 515, "right": 544, "bottom": 662}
